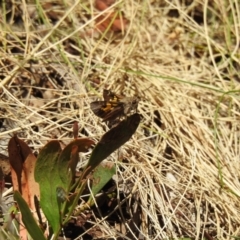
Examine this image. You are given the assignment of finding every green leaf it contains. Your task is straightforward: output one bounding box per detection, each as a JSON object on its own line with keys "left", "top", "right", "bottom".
{"left": 58, "top": 138, "right": 94, "bottom": 189}
{"left": 14, "top": 191, "right": 46, "bottom": 240}
{"left": 34, "top": 140, "right": 62, "bottom": 234}
{"left": 84, "top": 113, "right": 141, "bottom": 178}
{"left": 88, "top": 163, "right": 116, "bottom": 205}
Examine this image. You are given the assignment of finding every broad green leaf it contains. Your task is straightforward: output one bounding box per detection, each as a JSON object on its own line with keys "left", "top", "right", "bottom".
{"left": 14, "top": 191, "right": 46, "bottom": 240}
{"left": 57, "top": 138, "right": 94, "bottom": 190}
{"left": 84, "top": 113, "right": 141, "bottom": 178}
{"left": 88, "top": 163, "right": 116, "bottom": 205}
{"left": 34, "top": 140, "right": 62, "bottom": 234}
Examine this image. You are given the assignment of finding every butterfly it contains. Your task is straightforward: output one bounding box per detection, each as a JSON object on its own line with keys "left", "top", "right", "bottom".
{"left": 90, "top": 89, "right": 139, "bottom": 123}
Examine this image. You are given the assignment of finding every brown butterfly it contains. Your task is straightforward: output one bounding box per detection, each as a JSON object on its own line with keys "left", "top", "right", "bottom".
{"left": 90, "top": 89, "right": 139, "bottom": 123}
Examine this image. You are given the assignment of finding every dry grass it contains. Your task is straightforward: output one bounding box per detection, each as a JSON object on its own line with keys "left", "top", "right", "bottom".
{"left": 1, "top": 0, "right": 240, "bottom": 239}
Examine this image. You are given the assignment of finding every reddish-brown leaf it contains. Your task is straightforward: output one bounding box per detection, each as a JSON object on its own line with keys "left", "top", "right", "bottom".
{"left": 94, "top": 0, "right": 128, "bottom": 33}
{"left": 22, "top": 153, "right": 40, "bottom": 212}
{"left": 95, "top": 0, "right": 115, "bottom": 11}
{"left": 0, "top": 168, "right": 4, "bottom": 204}
{"left": 95, "top": 12, "right": 128, "bottom": 33}
{"left": 73, "top": 121, "right": 79, "bottom": 139}
{"left": 68, "top": 145, "right": 79, "bottom": 183}
{"left": 8, "top": 135, "right": 32, "bottom": 193}
{"left": 8, "top": 135, "right": 39, "bottom": 240}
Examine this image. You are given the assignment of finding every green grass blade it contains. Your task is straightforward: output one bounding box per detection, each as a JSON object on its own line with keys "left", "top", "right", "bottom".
{"left": 14, "top": 191, "right": 46, "bottom": 240}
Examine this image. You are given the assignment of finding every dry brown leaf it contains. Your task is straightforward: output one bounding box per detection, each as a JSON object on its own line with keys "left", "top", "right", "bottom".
{"left": 95, "top": 0, "right": 128, "bottom": 33}
{"left": 8, "top": 135, "right": 31, "bottom": 193}
{"left": 95, "top": 12, "right": 128, "bottom": 33}
{"left": 95, "top": 0, "right": 115, "bottom": 11}
{"left": 22, "top": 153, "right": 40, "bottom": 211}
{"left": 8, "top": 136, "right": 40, "bottom": 239}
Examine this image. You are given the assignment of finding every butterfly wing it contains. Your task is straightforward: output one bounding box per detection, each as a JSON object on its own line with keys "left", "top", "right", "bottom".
{"left": 102, "top": 105, "right": 124, "bottom": 122}
{"left": 90, "top": 101, "right": 108, "bottom": 118}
